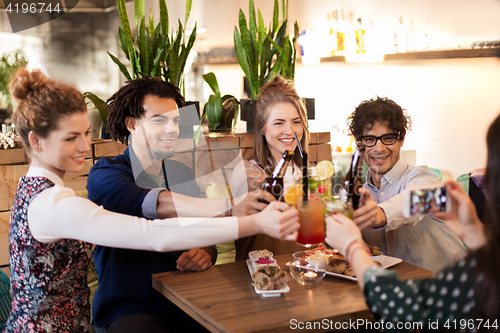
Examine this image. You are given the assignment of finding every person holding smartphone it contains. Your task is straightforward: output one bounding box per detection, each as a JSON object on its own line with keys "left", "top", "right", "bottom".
{"left": 324, "top": 111, "right": 500, "bottom": 329}
{"left": 346, "top": 96, "right": 466, "bottom": 271}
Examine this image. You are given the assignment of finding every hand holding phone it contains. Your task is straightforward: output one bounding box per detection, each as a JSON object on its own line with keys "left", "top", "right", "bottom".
{"left": 403, "top": 185, "right": 451, "bottom": 218}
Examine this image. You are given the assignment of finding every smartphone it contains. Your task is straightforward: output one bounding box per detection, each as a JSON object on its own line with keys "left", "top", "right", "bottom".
{"left": 403, "top": 185, "right": 451, "bottom": 218}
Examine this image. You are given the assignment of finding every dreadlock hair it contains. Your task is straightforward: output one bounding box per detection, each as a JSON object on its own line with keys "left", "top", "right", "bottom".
{"left": 106, "top": 76, "right": 185, "bottom": 144}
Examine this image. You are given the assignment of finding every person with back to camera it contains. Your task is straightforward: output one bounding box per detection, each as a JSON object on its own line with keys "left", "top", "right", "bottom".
{"left": 5, "top": 68, "right": 299, "bottom": 333}
{"left": 230, "top": 75, "right": 378, "bottom": 261}
{"left": 346, "top": 96, "right": 466, "bottom": 271}
{"left": 324, "top": 112, "right": 500, "bottom": 331}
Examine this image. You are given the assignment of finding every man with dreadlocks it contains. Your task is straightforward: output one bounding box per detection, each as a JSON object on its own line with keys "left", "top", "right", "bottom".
{"left": 87, "top": 77, "right": 276, "bottom": 333}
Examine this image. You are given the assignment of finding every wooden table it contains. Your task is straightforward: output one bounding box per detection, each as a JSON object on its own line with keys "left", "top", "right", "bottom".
{"left": 153, "top": 254, "right": 433, "bottom": 333}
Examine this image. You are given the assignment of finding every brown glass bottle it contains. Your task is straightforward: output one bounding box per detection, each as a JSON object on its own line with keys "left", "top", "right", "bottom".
{"left": 343, "top": 142, "right": 366, "bottom": 210}
{"left": 261, "top": 150, "right": 294, "bottom": 201}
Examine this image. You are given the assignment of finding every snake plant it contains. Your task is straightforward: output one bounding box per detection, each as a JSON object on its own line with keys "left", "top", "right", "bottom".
{"left": 110, "top": 0, "right": 196, "bottom": 91}
{"left": 233, "top": 0, "right": 299, "bottom": 100}
{"left": 84, "top": 0, "right": 196, "bottom": 129}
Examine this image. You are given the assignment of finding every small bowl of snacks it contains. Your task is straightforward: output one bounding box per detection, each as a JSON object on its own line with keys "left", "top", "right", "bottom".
{"left": 249, "top": 249, "right": 273, "bottom": 261}
{"left": 252, "top": 256, "right": 277, "bottom": 268}
{"left": 369, "top": 246, "right": 384, "bottom": 262}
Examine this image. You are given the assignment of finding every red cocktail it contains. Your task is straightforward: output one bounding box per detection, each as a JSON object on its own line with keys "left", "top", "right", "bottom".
{"left": 296, "top": 199, "right": 325, "bottom": 247}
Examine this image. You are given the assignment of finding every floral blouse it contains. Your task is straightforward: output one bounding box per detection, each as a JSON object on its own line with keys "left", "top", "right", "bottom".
{"left": 363, "top": 256, "right": 484, "bottom": 332}
{"left": 5, "top": 176, "right": 94, "bottom": 333}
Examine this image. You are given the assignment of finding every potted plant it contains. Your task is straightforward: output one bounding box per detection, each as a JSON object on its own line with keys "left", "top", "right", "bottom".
{"left": 0, "top": 50, "right": 28, "bottom": 123}
{"left": 194, "top": 72, "right": 239, "bottom": 143}
{"left": 84, "top": 0, "right": 198, "bottom": 139}
{"left": 233, "top": 0, "right": 299, "bottom": 132}
{"left": 110, "top": 0, "right": 196, "bottom": 90}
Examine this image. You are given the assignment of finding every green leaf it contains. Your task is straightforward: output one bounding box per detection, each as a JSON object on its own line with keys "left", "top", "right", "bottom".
{"left": 83, "top": 92, "right": 109, "bottom": 127}
{"left": 206, "top": 93, "right": 222, "bottom": 129}
{"left": 272, "top": 0, "right": 278, "bottom": 33}
{"left": 267, "top": 50, "right": 283, "bottom": 82}
{"left": 257, "top": 9, "right": 266, "bottom": 46}
{"left": 238, "top": 9, "right": 253, "bottom": 80}
{"left": 134, "top": 0, "right": 145, "bottom": 27}
{"left": 151, "top": 22, "right": 162, "bottom": 51}
{"left": 149, "top": 10, "right": 154, "bottom": 39}
{"left": 233, "top": 27, "right": 256, "bottom": 99}
{"left": 290, "top": 21, "right": 299, "bottom": 80}
{"left": 118, "top": 27, "right": 129, "bottom": 58}
{"left": 108, "top": 52, "right": 132, "bottom": 80}
{"left": 248, "top": 0, "right": 259, "bottom": 85}
{"left": 159, "top": 0, "right": 169, "bottom": 36}
{"left": 274, "top": 20, "right": 287, "bottom": 51}
{"left": 202, "top": 72, "right": 220, "bottom": 95}
{"left": 281, "top": 36, "right": 292, "bottom": 78}
{"left": 137, "top": 15, "right": 149, "bottom": 74}
{"left": 116, "top": 0, "right": 133, "bottom": 55}
{"left": 130, "top": 48, "right": 140, "bottom": 78}
{"left": 185, "top": 0, "right": 192, "bottom": 28}
{"left": 166, "top": 21, "right": 183, "bottom": 84}
{"left": 282, "top": 0, "right": 288, "bottom": 23}
{"left": 175, "top": 22, "right": 197, "bottom": 87}
{"left": 151, "top": 37, "right": 166, "bottom": 77}
{"left": 260, "top": 31, "right": 272, "bottom": 84}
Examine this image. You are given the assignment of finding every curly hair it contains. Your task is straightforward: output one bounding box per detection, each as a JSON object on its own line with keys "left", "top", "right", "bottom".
{"left": 106, "top": 76, "right": 185, "bottom": 144}
{"left": 347, "top": 96, "right": 411, "bottom": 141}
{"left": 9, "top": 68, "right": 86, "bottom": 154}
{"left": 253, "top": 75, "right": 309, "bottom": 173}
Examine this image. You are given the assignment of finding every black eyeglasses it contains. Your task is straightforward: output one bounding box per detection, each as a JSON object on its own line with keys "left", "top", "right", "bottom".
{"left": 358, "top": 133, "right": 399, "bottom": 147}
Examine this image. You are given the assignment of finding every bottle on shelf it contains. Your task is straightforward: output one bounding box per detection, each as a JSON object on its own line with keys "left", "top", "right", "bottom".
{"left": 336, "top": 8, "right": 346, "bottom": 56}
{"left": 342, "top": 142, "right": 366, "bottom": 210}
{"left": 328, "top": 11, "right": 337, "bottom": 56}
{"left": 393, "top": 15, "right": 408, "bottom": 53}
{"left": 355, "top": 18, "right": 366, "bottom": 53}
{"left": 261, "top": 150, "right": 294, "bottom": 201}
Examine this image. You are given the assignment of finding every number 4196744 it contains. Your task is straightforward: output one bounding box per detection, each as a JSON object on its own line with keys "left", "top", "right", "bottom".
{"left": 444, "top": 319, "right": 498, "bottom": 331}
{"left": 6, "top": 2, "right": 61, "bottom": 14}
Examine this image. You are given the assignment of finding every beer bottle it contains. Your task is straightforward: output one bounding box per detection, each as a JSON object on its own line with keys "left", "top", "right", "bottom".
{"left": 343, "top": 142, "right": 366, "bottom": 210}
{"left": 261, "top": 150, "right": 294, "bottom": 200}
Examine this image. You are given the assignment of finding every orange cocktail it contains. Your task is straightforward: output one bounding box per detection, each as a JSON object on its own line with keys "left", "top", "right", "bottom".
{"left": 296, "top": 199, "right": 325, "bottom": 247}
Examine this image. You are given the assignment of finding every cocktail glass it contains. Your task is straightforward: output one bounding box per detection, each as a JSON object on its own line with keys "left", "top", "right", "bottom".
{"left": 296, "top": 198, "right": 325, "bottom": 247}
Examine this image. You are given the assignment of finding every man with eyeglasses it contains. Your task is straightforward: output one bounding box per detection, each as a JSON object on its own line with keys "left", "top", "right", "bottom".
{"left": 346, "top": 96, "right": 466, "bottom": 272}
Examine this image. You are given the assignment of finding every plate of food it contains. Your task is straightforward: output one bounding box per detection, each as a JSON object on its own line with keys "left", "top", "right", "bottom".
{"left": 246, "top": 260, "right": 290, "bottom": 297}
{"left": 286, "top": 245, "right": 402, "bottom": 282}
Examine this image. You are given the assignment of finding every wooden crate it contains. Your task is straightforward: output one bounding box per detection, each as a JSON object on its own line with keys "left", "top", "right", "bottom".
{"left": 0, "top": 211, "right": 9, "bottom": 268}
{"left": 0, "top": 148, "right": 27, "bottom": 165}
{"left": 0, "top": 159, "right": 92, "bottom": 211}
{"left": 92, "top": 139, "right": 127, "bottom": 160}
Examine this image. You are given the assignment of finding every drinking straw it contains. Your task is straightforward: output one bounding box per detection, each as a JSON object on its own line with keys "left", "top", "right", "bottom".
{"left": 294, "top": 133, "right": 304, "bottom": 158}
{"left": 302, "top": 152, "right": 308, "bottom": 201}
{"left": 295, "top": 134, "right": 308, "bottom": 202}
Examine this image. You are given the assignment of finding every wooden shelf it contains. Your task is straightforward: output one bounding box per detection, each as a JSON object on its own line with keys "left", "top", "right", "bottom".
{"left": 194, "top": 48, "right": 500, "bottom": 67}
{"left": 193, "top": 58, "right": 239, "bottom": 65}
{"left": 383, "top": 48, "right": 500, "bottom": 60}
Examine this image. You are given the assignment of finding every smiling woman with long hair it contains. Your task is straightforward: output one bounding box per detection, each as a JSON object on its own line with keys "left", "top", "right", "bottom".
{"left": 229, "top": 75, "right": 311, "bottom": 261}
{"left": 4, "top": 68, "right": 299, "bottom": 333}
